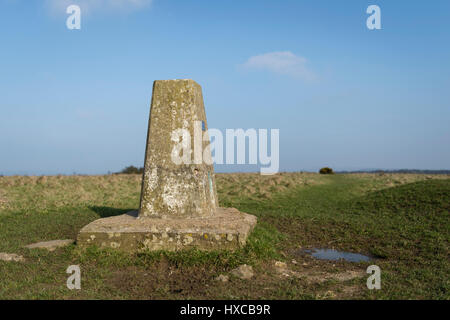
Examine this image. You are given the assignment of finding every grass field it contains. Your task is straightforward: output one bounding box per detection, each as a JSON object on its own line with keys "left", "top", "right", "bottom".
{"left": 0, "top": 172, "right": 448, "bottom": 299}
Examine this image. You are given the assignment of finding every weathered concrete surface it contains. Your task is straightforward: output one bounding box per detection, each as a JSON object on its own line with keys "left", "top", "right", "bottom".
{"left": 0, "top": 253, "right": 24, "bottom": 262}
{"left": 25, "top": 239, "right": 74, "bottom": 251}
{"left": 139, "top": 79, "right": 218, "bottom": 218}
{"left": 77, "top": 208, "right": 257, "bottom": 252}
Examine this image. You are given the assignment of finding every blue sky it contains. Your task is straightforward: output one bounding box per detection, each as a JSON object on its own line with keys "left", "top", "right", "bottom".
{"left": 0, "top": 0, "right": 449, "bottom": 175}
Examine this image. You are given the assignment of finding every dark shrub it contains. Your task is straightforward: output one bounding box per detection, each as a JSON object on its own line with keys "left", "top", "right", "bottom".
{"left": 319, "top": 167, "right": 334, "bottom": 174}
{"left": 120, "top": 166, "right": 144, "bottom": 174}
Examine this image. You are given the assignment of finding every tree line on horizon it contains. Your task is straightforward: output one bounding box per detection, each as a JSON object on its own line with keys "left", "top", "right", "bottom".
{"left": 116, "top": 166, "right": 450, "bottom": 175}
{"left": 336, "top": 169, "right": 450, "bottom": 174}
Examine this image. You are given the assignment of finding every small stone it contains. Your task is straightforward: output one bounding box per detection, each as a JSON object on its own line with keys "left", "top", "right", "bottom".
{"left": 230, "top": 264, "right": 254, "bottom": 280}
{"left": 215, "top": 274, "right": 229, "bottom": 282}
{"left": 274, "top": 261, "right": 287, "bottom": 269}
{"left": 302, "top": 262, "right": 308, "bottom": 266}
{"left": 0, "top": 253, "right": 24, "bottom": 262}
{"left": 25, "top": 239, "right": 74, "bottom": 251}
{"left": 291, "top": 259, "right": 298, "bottom": 264}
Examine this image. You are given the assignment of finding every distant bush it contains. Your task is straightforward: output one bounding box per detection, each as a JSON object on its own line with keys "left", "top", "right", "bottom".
{"left": 319, "top": 167, "right": 334, "bottom": 174}
{"left": 120, "top": 166, "right": 144, "bottom": 174}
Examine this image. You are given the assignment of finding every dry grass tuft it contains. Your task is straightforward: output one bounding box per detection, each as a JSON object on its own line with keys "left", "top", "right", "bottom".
{"left": 0, "top": 174, "right": 142, "bottom": 211}
{"left": 0, "top": 190, "right": 7, "bottom": 209}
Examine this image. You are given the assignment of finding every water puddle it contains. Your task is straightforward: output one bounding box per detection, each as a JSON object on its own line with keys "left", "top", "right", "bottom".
{"left": 302, "top": 248, "right": 373, "bottom": 263}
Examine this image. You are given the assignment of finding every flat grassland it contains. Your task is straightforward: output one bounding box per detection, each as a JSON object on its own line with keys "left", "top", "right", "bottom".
{"left": 0, "top": 173, "right": 448, "bottom": 299}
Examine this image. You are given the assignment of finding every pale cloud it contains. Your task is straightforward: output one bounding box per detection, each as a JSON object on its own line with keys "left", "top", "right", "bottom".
{"left": 243, "top": 51, "right": 317, "bottom": 81}
{"left": 45, "top": 0, "right": 152, "bottom": 16}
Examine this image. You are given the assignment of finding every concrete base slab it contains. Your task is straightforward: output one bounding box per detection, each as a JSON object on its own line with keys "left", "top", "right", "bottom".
{"left": 77, "top": 208, "right": 257, "bottom": 252}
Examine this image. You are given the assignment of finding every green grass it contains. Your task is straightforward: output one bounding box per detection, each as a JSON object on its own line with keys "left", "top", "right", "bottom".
{"left": 0, "top": 173, "right": 448, "bottom": 299}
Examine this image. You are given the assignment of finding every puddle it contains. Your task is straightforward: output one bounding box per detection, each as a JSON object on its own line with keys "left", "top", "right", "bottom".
{"left": 303, "top": 248, "right": 373, "bottom": 263}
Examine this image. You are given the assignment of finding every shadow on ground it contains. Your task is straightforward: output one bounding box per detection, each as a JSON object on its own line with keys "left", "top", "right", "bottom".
{"left": 89, "top": 206, "right": 137, "bottom": 218}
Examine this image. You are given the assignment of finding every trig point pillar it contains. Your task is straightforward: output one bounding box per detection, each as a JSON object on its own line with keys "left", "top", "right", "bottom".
{"left": 139, "top": 80, "right": 218, "bottom": 218}
{"left": 77, "top": 79, "right": 257, "bottom": 252}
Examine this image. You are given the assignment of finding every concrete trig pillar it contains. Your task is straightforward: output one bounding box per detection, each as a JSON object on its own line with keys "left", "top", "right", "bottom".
{"left": 139, "top": 80, "right": 218, "bottom": 218}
